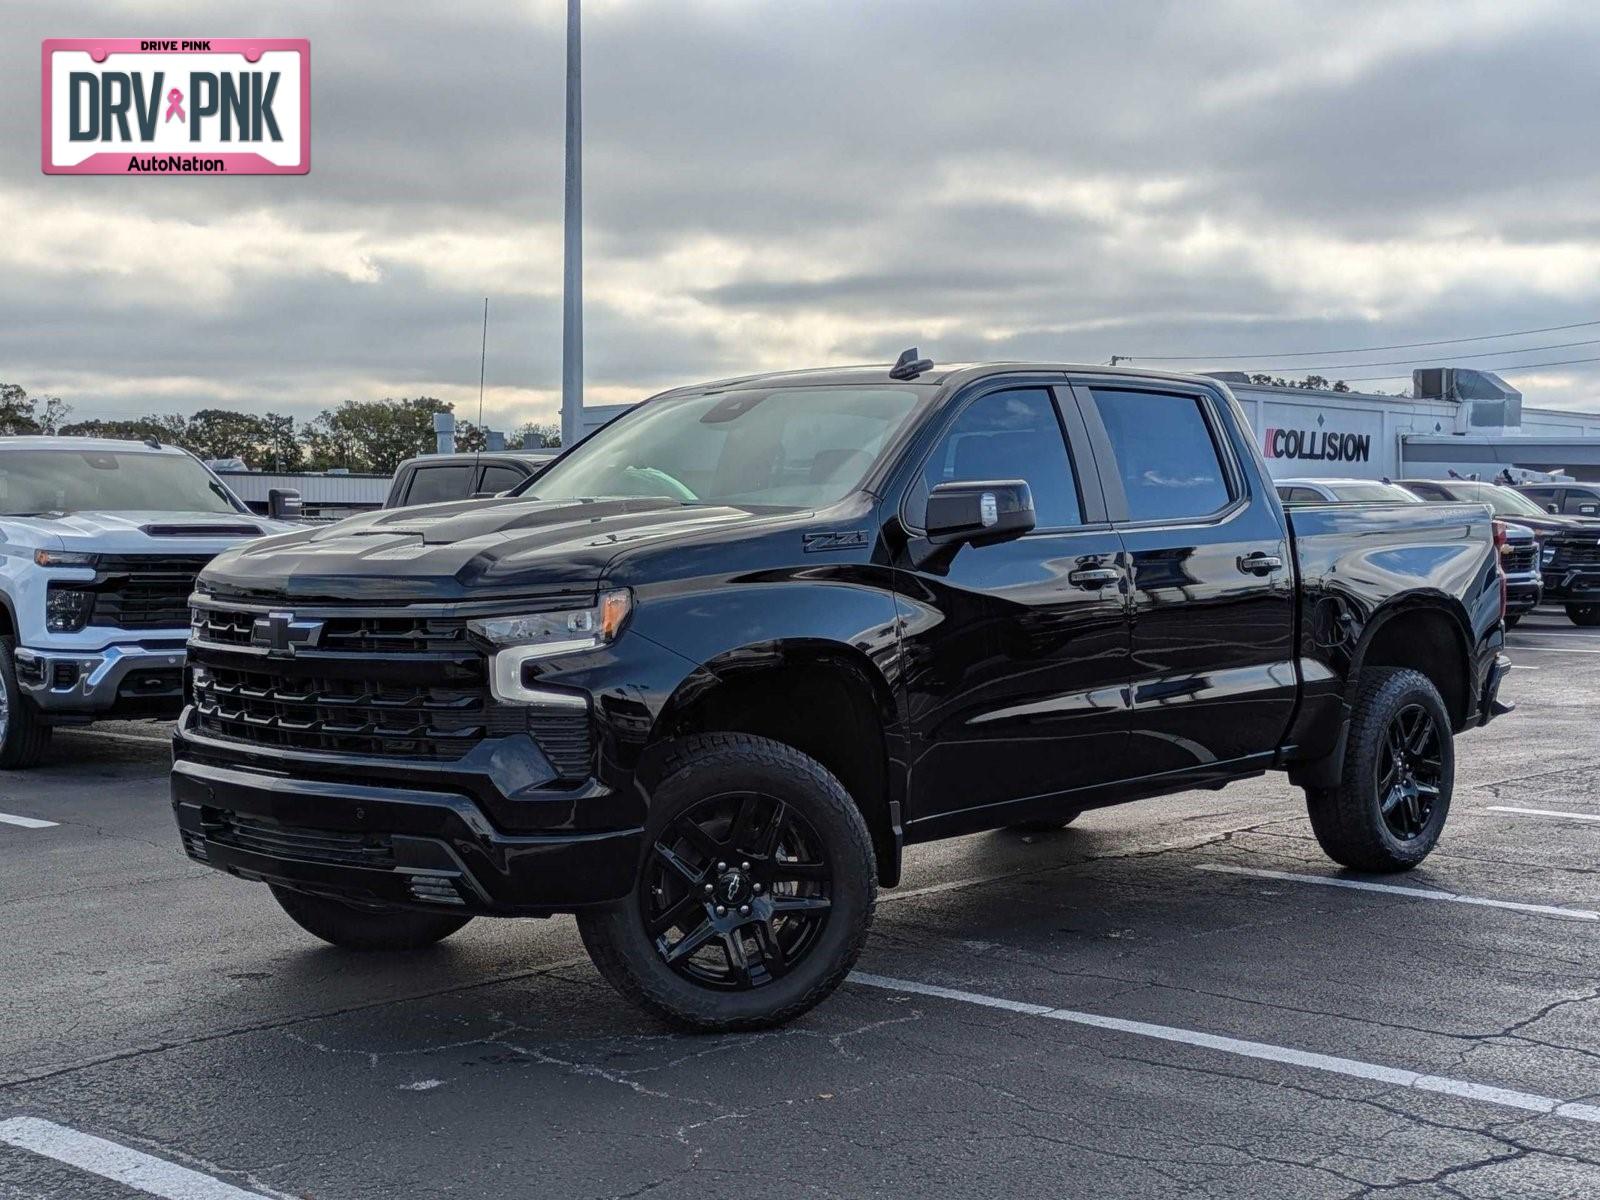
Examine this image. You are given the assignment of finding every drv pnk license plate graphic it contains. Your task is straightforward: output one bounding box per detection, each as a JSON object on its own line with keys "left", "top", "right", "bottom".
{"left": 41, "top": 39, "right": 310, "bottom": 175}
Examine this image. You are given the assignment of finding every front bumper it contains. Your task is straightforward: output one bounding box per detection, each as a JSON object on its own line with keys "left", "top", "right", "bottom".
{"left": 1505, "top": 574, "right": 1542, "bottom": 616}
{"left": 14, "top": 642, "right": 187, "bottom": 715}
{"left": 172, "top": 720, "right": 644, "bottom": 915}
{"left": 1542, "top": 567, "right": 1600, "bottom": 602}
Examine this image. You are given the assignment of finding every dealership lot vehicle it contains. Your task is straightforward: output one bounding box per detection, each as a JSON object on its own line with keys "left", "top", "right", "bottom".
{"left": 1498, "top": 521, "right": 1543, "bottom": 625}
{"left": 383, "top": 449, "right": 560, "bottom": 509}
{"left": 1273, "top": 476, "right": 1423, "bottom": 505}
{"left": 170, "top": 360, "right": 1511, "bottom": 1031}
{"left": 1397, "top": 478, "right": 1600, "bottom": 624}
{"left": 0, "top": 437, "right": 293, "bottom": 767}
{"left": 2, "top": 611, "right": 1598, "bottom": 1199}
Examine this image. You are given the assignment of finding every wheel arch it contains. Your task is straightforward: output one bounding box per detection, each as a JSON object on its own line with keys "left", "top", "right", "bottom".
{"left": 643, "top": 638, "right": 905, "bottom": 887}
{"left": 1350, "top": 596, "right": 1475, "bottom": 732}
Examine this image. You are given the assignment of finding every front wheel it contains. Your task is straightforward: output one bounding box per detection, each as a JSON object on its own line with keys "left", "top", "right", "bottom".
{"left": 1305, "top": 667, "right": 1453, "bottom": 872}
{"left": 0, "top": 638, "right": 52, "bottom": 769}
{"left": 578, "top": 733, "right": 876, "bottom": 1032}
{"left": 1567, "top": 603, "right": 1600, "bottom": 627}
{"left": 270, "top": 885, "right": 473, "bottom": 950}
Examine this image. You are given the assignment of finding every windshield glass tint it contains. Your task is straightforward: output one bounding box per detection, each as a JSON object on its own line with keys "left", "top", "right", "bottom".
{"left": 1328, "top": 482, "right": 1422, "bottom": 503}
{"left": 1478, "top": 485, "right": 1549, "bottom": 518}
{"left": 528, "top": 385, "right": 929, "bottom": 508}
{"left": 0, "top": 450, "right": 239, "bottom": 515}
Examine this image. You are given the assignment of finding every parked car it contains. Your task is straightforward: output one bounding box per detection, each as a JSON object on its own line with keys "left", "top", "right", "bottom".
{"left": 383, "top": 450, "right": 559, "bottom": 509}
{"left": 1498, "top": 523, "right": 1542, "bottom": 627}
{"left": 1516, "top": 481, "right": 1600, "bottom": 518}
{"left": 1274, "top": 477, "right": 1423, "bottom": 505}
{"left": 175, "top": 358, "right": 1510, "bottom": 1031}
{"left": 1395, "top": 479, "right": 1600, "bottom": 624}
{"left": 0, "top": 437, "right": 297, "bottom": 766}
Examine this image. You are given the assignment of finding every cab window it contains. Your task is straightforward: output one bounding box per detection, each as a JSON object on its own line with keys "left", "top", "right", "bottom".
{"left": 917, "top": 388, "right": 1083, "bottom": 529}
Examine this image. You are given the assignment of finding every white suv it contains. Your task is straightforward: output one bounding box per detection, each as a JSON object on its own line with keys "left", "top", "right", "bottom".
{"left": 0, "top": 437, "right": 298, "bottom": 767}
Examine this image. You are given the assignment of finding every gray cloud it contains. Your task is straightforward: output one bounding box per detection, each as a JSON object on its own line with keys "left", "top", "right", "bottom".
{"left": 4, "top": 0, "right": 1600, "bottom": 427}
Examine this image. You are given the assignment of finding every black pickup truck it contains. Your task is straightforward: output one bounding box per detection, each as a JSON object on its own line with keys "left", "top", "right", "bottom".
{"left": 173, "top": 359, "right": 1512, "bottom": 1030}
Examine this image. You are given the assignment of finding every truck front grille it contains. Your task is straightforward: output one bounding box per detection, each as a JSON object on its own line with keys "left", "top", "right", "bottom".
{"left": 91, "top": 555, "right": 214, "bottom": 629}
{"left": 188, "top": 600, "right": 594, "bottom": 775}
{"left": 1504, "top": 544, "right": 1537, "bottom": 572}
{"left": 191, "top": 660, "right": 509, "bottom": 761}
{"left": 1547, "top": 538, "right": 1600, "bottom": 569}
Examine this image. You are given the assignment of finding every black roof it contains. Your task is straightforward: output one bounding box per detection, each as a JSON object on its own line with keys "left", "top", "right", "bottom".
{"left": 646, "top": 360, "right": 1224, "bottom": 400}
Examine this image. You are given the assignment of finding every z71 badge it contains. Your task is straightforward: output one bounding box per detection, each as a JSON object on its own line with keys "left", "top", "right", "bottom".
{"left": 803, "top": 530, "right": 869, "bottom": 553}
{"left": 42, "top": 38, "right": 310, "bottom": 175}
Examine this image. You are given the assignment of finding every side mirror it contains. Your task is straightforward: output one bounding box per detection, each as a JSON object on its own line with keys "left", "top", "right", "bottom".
{"left": 1547, "top": 503, "right": 1560, "bottom": 513}
{"left": 912, "top": 480, "right": 1035, "bottom": 571}
{"left": 267, "top": 488, "right": 303, "bottom": 521}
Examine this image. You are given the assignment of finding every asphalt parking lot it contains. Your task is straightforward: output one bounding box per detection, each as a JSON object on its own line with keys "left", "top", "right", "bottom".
{"left": 1, "top": 610, "right": 1597, "bottom": 1199}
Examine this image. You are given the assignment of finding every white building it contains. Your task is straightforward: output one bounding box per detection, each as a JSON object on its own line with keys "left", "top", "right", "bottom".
{"left": 1212, "top": 368, "right": 1600, "bottom": 482}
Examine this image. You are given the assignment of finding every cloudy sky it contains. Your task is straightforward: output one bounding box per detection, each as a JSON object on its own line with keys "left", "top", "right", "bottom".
{"left": 5, "top": 0, "right": 1600, "bottom": 432}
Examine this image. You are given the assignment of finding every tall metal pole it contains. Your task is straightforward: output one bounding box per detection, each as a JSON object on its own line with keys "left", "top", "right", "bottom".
{"left": 560, "top": 0, "right": 583, "bottom": 447}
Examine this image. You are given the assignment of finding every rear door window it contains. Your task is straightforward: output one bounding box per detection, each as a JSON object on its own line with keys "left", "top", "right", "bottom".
{"left": 1564, "top": 487, "right": 1600, "bottom": 515}
{"left": 1088, "top": 388, "right": 1233, "bottom": 522}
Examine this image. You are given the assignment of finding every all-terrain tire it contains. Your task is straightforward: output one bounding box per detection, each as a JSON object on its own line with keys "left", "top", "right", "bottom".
{"left": 0, "top": 637, "right": 52, "bottom": 769}
{"left": 577, "top": 732, "right": 877, "bottom": 1032}
{"left": 1305, "top": 667, "right": 1454, "bottom": 872}
{"left": 1567, "top": 603, "right": 1600, "bottom": 627}
{"left": 1007, "top": 810, "right": 1083, "bottom": 833}
{"left": 270, "top": 885, "right": 473, "bottom": 950}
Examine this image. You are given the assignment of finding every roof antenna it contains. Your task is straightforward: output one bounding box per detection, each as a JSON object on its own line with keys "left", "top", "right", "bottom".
{"left": 889, "top": 346, "right": 934, "bottom": 380}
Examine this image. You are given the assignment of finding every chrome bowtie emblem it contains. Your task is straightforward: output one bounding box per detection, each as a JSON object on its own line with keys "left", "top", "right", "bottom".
{"left": 250, "top": 611, "right": 324, "bottom": 656}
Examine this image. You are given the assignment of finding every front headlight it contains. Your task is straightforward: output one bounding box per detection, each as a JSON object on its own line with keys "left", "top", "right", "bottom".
{"left": 1542, "top": 544, "right": 1557, "bottom": 565}
{"left": 472, "top": 590, "right": 631, "bottom": 706}
{"left": 469, "top": 589, "right": 632, "bottom": 656}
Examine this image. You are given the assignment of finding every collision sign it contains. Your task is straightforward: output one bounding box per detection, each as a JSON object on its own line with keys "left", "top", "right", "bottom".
{"left": 41, "top": 39, "right": 309, "bottom": 175}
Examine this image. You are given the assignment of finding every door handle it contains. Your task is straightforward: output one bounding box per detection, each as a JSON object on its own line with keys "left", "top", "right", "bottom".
{"left": 1237, "top": 551, "right": 1284, "bottom": 576}
{"left": 1068, "top": 566, "right": 1122, "bottom": 589}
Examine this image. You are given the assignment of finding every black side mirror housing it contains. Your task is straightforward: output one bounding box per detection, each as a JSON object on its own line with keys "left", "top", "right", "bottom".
{"left": 267, "top": 488, "right": 303, "bottom": 521}
{"left": 912, "top": 480, "right": 1036, "bottom": 570}
{"left": 1547, "top": 503, "right": 1560, "bottom": 513}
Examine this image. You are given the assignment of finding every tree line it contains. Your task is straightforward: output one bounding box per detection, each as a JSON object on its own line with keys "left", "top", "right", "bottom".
{"left": 0, "top": 384, "right": 561, "bottom": 475}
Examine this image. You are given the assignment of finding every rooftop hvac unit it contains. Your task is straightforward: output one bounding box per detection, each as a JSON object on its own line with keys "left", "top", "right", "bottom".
{"left": 1413, "top": 368, "right": 1523, "bottom": 432}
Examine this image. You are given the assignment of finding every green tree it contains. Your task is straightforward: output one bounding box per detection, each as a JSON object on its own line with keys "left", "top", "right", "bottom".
{"left": 301, "top": 397, "right": 452, "bottom": 473}
{"left": 0, "top": 383, "right": 72, "bottom": 434}
{"left": 511, "top": 420, "right": 561, "bottom": 449}
{"left": 58, "top": 414, "right": 193, "bottom": 447}
{"left": 187, "top": 409, "right": 269, "bottom": 463}
{"left": 260, "top": 413, "right": 302, "bottom": 472}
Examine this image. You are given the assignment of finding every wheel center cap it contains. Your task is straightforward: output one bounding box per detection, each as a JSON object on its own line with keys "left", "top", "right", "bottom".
{"left": 717, "top": 870, "right": 751, "bottom": 905}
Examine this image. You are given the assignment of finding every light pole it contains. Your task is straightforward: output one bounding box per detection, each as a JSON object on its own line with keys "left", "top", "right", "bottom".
{"left": 560, "top": 0, "right": 583, "bottom": 448}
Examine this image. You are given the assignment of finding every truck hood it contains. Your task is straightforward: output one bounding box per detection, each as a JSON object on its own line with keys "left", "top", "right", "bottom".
{"left": 2, "top": 510, "right": 296, "bottom": 553}
{"left": 198, "top": 496, "right": 780, "bottom": 602}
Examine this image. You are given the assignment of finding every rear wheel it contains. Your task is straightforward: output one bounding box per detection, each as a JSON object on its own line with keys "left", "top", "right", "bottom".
{"left": 1567, "top": 603, "right": 1600, "bottom": 627}
{"left": 270, "top": 885, "right": 473, "bottom": 950}
{"left": 0, "top": 638, "right": 52, "bottom": 770}
{"left": 1305, "top": 667, "right": 1453, "bottom": 872}
{"left": 1007, "top": 810, "right": 1083, "bottom": 833}
{"left": 577, "top": 733, "right": 876, "bottom": 1032}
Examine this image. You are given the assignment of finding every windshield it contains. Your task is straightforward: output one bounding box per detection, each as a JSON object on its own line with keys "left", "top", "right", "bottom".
{"left": 525, "top": 385, "right": 931, "bottom": 508}
{"left": 0, "top": 449, "right": 241, "bottom": 516}
{"left": 1327, "top": 482, "right": 1423, "bottom": 503}
{"left": 1454, "top": 482, "right": 1549, "bottom": 518}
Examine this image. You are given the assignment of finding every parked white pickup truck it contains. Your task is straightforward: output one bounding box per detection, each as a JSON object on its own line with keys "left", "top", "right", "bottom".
{"left": 0, "top": 437, "right": 298, "bottom": 767}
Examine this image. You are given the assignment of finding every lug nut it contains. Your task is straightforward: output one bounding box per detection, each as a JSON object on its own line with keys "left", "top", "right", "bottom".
{"left": 752, "top": 883, "right": 763, "bottom": 895}
{"left": 716, "top": 861, "right": 727, "bottom": 872}
{"left": 715, "top": 905, "right": 727, "bottom": 917}
{"left": 740, "top": 861, "right": 750, "bottom": 871}
{"left": 704, "top": 883, "right": 715, "bottom": 894}
{"left": 739, "top": 905, "right": 750, "bottom": 916}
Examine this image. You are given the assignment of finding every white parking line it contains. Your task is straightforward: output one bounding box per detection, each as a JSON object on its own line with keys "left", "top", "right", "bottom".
{"left": 851, "top": 974, "right": 1600, "bottom": 1126}
{"left": 0, "top": 1117, "right": 272, "bottom": 1198}
{"left": 0, "top": 812, "right": 57, "bottom": 829}
{"left": 1195, "top": 863, "right": 1599, "bottom": 921}
{"left": 1504, "top": 646, "right": 1600, "bottom": 655}
{"left": 1486, "top": 806, "right": 1600, "bottom": 824}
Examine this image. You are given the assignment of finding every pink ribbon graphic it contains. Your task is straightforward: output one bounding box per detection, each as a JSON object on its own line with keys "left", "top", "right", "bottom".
{"left": 164, "top": 88, "right": 185, "bottom": 123}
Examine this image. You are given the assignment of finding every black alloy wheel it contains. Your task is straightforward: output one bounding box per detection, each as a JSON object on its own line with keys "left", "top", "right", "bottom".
{"left": 645, "top": 792, "right": 833, "bottom": 990}
{"left": 1375, "top": 703, "right": 1443, "bottom": 842}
